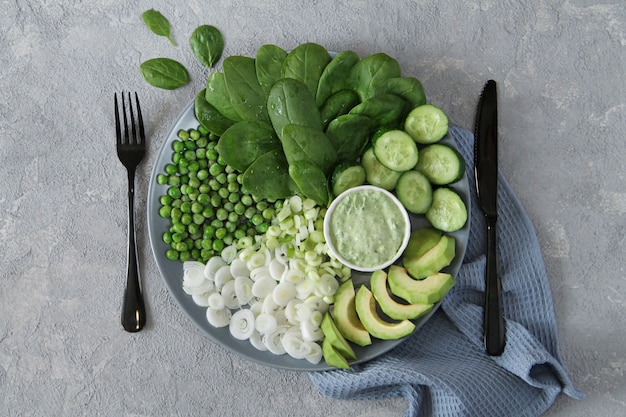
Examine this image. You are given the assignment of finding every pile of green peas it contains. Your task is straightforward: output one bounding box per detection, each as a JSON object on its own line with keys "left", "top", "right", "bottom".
{"left": 156, "top": 125, "right": 282, "bottom": 263}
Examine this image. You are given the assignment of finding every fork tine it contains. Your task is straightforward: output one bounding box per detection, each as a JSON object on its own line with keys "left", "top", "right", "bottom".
{"left": 135, "top": 92, "right": 145, "bottom": 145}
{"left": 115, "top": 93, "right": 122, "bottom": 145}
{"left": 128, "top": 92, "right": 137, "bottom": 145}
{"left": 122, "top": 92, "right": 129, "bottom": 145}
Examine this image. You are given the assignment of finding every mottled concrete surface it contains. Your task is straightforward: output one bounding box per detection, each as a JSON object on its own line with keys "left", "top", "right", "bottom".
{"left": 1, "top": 1, "right": 624, "bottom": 416}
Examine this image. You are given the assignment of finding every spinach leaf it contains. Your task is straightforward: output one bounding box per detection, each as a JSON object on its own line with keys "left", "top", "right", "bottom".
{"left": 325, "top": 114, "right": 371, "bottom": 163}
{"left": 223, "top": 56, "right": 269, "bottom": 121}
{"left": 140, "top": 58, "right": 189, "bottom": 90}
{"left": 288, "top": 162, "right": 331, "bottom": 207}
{"left": 281, "top": 124, "right": 336, "bottom": 175}
{"left": 142, "top": 9, "right": 175, "bottom": 45}
{"left": 316, "top": 50, "right": 360, "bottom": 107}
{"left": 190, "top": 25, "right": 224, "bottom": 68}
{"left": 282, "top": 43, "right": 331, "bottom": 97}
{"left": 267, "top": 78, "right": 322, "bottom": 139}
{"left": 216, "top": 120, "right": 281, "bottom": 172}
{"left": 206, "top": 72, "right": 241, "bottom": 121}
{"left": 349, "top": 93, "right": 409, "bottom": 131}
{"left": 255, "top": 44, "right": 288, "bottom": 94}
{"left": 349, "top": 53, "right": 402, "bottom": 101}
{"left": 319, "top": 89, "right": 360, "bottom": 129}
{"left": 194, "top": 88, "right": 234, "bottom": 136}
{"left": 242, "top": 150, "right": 297, "bottom": 200}
{"left": 374, "top": 77, "right": 426, "bottom": 108}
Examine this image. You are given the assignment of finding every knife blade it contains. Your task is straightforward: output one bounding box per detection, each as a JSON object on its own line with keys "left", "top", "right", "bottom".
{"left": 474, "top": 79, "right": 506, "bottom": 356}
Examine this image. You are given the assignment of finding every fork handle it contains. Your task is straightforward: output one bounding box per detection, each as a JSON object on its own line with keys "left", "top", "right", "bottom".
{"left": 122, "top": 168, "right": 146, "bottom": 332}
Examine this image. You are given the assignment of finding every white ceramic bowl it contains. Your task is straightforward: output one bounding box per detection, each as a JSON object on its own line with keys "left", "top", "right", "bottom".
{"left": 323, "top": 185, "right": 411, "bottom": 272}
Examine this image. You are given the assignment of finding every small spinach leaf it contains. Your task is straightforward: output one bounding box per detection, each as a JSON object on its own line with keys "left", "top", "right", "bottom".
{"left": 281, "top": 124, "right": 336, "bottom": 175}
{"left": 223, "top": 56, "right": 269, "bottom": 121}
{"left": 373, "top": 77, "right": 426, "bottom": 108}
{"left": 349, "top": 53, "right": 402, "bottom": 101}
{"left": 142, "top": 9, "right": 175, "bottom": 45}
{"left": 242, "top": 150, "right": 297, "bottom": 201}
{"left": 316, "top": 50, "right": 360, "bottom": 107}
{"left": 256, "top": 44, "right": 288, "bottom": 94}
{"left": 140, "top": 58, "right": 189, "bottom": 90}
{"left": 289, "top": 162, "right": 331, "bottom": 207}
{"left": 194, "top": 88, "right": 234, "bottom": 136}
{"left": 206, "top": 72, "right": 241, "bottom": 121}
{"left": 216, "top": 120, "right": 281, "bottom": 172}
{"left": 319, "top": 89, "right": 360, "bottom": 129}
{"left": 267, "top": 78, "right": 322, "bottom": 139}
{"left": 190, "top": 25, "right": 224, "bottom": 68}
{"left": 349, "top": 93, "right": 409, "bottom": 131}
{"left": 282, "top": 43, "right": 331, "bottom": 97}
{"left": 325, "top": 114, "right": 371, "bottom": 163}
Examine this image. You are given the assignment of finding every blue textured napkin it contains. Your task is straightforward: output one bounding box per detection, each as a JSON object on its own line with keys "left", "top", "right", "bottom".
{"left": 309, "top": 126, "right": 584, "bottom": 417}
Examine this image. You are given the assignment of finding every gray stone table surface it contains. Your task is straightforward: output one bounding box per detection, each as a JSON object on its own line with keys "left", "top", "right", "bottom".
{"left": 1, "top": 0, "right": 624, "bottom": 416}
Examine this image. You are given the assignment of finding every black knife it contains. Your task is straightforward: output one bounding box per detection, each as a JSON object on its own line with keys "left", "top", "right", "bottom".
{"left": 474, "top": 80, "right": 506, "bottom": 356}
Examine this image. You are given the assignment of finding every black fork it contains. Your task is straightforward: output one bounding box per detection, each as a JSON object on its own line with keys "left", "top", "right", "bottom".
{"left": 115, "top": 92, "right": 147, "bottom": 332}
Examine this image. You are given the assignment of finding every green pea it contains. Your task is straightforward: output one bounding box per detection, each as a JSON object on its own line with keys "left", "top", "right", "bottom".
{"left": 184, "top": 140, "right": 196, "bottom": 151}
{"left": 188, "top": 161, "right": 200, "bottom": 172}
{"left": 210, "top": 194, "right": 222, "bottom": 207}
{"left": 178, "top": 130, "right": 190, "bottom": 140}
{"left": 165, "top": 164, "right": 178, "bottom": 175}
{"left": 215, "top": 227, "right": 227, "bottom": 239}
{"left": 167, "top": 187, "right": 182, "bottom": 199}
{"left": 193, "top": 213, "right": 205, "bottom": 225}
{"left": 256, "top": 223, "right": 269, "bottom": 234}
{"left": 181, "top": 213, "right": 193, "bottom": 225}
{"left": 216, "top": 208, "right": 228, "bottom": 221}
{"left": 172, "top": 232, "right": 185, "bottom": 243}
{"left": 196, "top": 136, "right": 209, "bottom": 148}
{"left": 157, "top": 174, "right": 168, "bottom": 185}
{"left": 168, "top": 176, "right": 181, "bottom": 186}
{"left": 251, "top": 213, "right": 264, "bottom": 226}
{"left": 162, "top": 232, "right": 173, "bottom": 244}
{"left": 179, "top": 251, "right": 191, "bottom": 262}
{"left": 203, "top": 225, "right": 216, "bottom": 238}
{"left": 172, "top": 152, "right": 182, "bottom": 164}
{"left": 209, "top": 163, "right": 223, "bottom": 177}
{"left": 171, "top": 222, "right": 185, "bottom": 234}
{"left": 202, "top": 206, "right": 215, "bottom": 219}
{"left": 172, "top": 140, "right": 185, "bottom": 152}
{"left": 216, "top": 173, "right": 227, "bottom": 184}
{"left": 180, "top": 201, "right": 191, "bottom": 213}
{"left": 218, "top": 187, "right": 229, "bottom": 199}
{"left": 228, "top": 212, "right": 239, "bottom": 223}
{"left": 165, "top": 249, "right": 179, "bottom": 260}
{"left": 197, "top": 169, "right": 209, "bottom": 181}
{"left": 159, "top": 205, "right": 172, "bottom": 218}
{"left": 191, "top": 202, "right": 203, "bottom": 214}
{"left": 201, "top": 239, "right": 213, "bottom": 250}
{"left": 160, "top": 195, "right": 173, "bottom": 206}
{"left": 212, "top": 239, "right": 225, "bottom": 252}
{"left": 234, "top": 202, "right": 245, "bottom": 215}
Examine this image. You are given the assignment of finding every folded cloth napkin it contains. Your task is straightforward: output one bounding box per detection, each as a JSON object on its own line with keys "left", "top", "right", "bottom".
{"left": 309, "top": 126, "right": 584, "bottom": 417}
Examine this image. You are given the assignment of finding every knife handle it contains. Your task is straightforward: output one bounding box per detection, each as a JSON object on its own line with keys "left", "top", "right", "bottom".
{"left": 484, "top": 217, "right": 505, "bottom": 356}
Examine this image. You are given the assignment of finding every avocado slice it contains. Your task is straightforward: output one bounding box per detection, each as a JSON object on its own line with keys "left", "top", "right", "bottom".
{"left": 387, "top": 265, "right": 455, "bottom": 304}
{"left": 370, "top": 270, "right": 434, "bottom": 320}
{"left": 403, "top": 234, "right": 455, "bottom": 279}
{"left": 354, "top": 285, "right": 415, "bottom": 340}
{"left": 333, "top": 280, "right": 372, "bottom": 347}
{"left": 402, "top": 227, "right": 442, "bottom": 263}
{"left": 321, "top": 312, "right": 357, "bottom": 360}
{"left": 322, "top": 338, "right": 350, "bottom": 369}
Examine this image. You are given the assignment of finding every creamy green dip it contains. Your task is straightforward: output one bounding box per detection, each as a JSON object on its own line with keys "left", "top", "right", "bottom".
{"left": 328, "top": 188, "right": 407, "bottom": 268}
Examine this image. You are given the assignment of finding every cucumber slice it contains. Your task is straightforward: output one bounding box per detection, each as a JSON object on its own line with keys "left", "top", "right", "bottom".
{"left": 415, "top": 143, "right": 465, "bottom": 185}
{"left": 331, "top": 162, "right": 366, "bottom": 196}
{"left": 425, "top": 188, "right": 468, "bottom": 232}
{"left": 360, "top": 148, "right": 401, "bottom": 191}
{"left": 372, "top": 130, "right": 418, "bottom": 172}
{"left": 396, "top": 170, "right": 433, "bottom": 214}
{"left": 404, "top": 104, "right": 448, "bottom": 144}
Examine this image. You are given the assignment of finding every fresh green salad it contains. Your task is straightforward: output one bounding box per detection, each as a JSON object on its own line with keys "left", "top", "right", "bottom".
{"left": 153, "top": 39, "right": 468, "bottom": 367}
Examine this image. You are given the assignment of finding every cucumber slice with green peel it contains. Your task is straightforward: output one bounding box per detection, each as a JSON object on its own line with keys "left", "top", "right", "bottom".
{"left": 404, "top": 104, "right": 449, "bottom": 144}
{"left": 373, "top": 130, "right": 419, "bottom": 172}
{"left": 415, "top": 144, "right": 465, "bottom": 185}
{"left": 331, "top": 162, "right": 366, "bottom": 196}
{"left": 360, "top": 148, "right": 402, "bottom": 190}
{"left": 425, "top": 188, "right": 468, "bottom": 232}
{"left": 396, "top": 170, "right": 433, "bottom": 214}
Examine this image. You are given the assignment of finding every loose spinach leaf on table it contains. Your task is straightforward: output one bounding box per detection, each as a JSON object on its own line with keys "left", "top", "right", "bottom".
{"left": 142, "top": 9, "right": 175, "bottom": 45}
{"left": 140, "top": 58, "right": 189, "bottom": 90}
{"left": 190, "top": 25, "right": 224, "bottom": 68}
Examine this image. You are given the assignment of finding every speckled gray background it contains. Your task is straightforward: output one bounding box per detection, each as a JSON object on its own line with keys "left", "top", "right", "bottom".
{"left": 1, "top": 0, "right": 624, "bottom": 416}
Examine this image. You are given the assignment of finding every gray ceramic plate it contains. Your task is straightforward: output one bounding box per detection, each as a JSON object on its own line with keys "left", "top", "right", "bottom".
{"left": 147, "top": 98, "right": 470, "bottom": 371}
